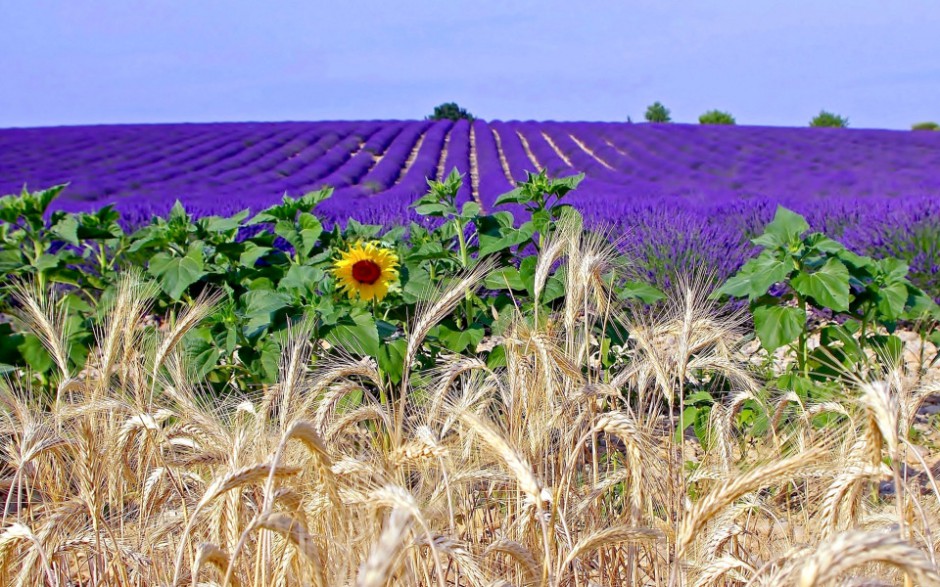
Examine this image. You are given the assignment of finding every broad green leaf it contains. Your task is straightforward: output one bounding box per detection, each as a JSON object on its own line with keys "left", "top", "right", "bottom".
{"left": 203, "top": 212, "right": 247, "bottom": 233}
{"left": 717, "top": 252, "right": 790, "bottom": 300}
{"left": 325, "top": 312, "right": 380, "bottom": 357}
{"left": 35, "top": 184, "right": 66, "bottom": 214}
{"left": 460, "top": 201, "right": 481, "bottom": 219}
{"left": 761, "top": 206, "right": 810, "bottom": 245}
{"left": 803, "top": 232, "right": 845, "bottom": 254}
{"left": 753, "top": 305, "right": 805, "bottom": 352}
{"left": 791, "top": 258, "right": 850, "bottom": 311}
{"left": 868, "top": 335, "right": 904, "bottom": 366}
{"left": 675, "top": 406, "right": 699, "bottom": 442}
{"left": 837, "top": 249, "right": 875, "bottom": 271}
{"left": 32, "top": 254, "right": 61, "bottom": 272}
{"left": 401, "top": 266, "right": 433, "bottom": 303}
{"left": 413, "top": 202, "right": 452, "bottom": 217}
{"left": 434, "top": 322, "right": 485, "bottom": 353}
{"left": 494, "top": 187, "right": 526, "bottom": 206}
{"left": 240, "top": 244, "right": 272, "bottom": 267}
{"left": 148, "top": 246, "right": 207, "bottom": 301}
{"left": 168, "top": 200, "right": 189, "bottom": 223}
{"left": 297, "top": 213, "right": 323, "bottom": 255}
{"left": 484, "top": 267, "right": 525, "bottom": 290}
{"left": 874, "top": 282, "right": 908, "bottom": 321}
{"left": 278, "top": 265, "right": 323, "bottom": 297}
{"left": 241, "top": 290, "right": 290, "bottom": 336}
{"left": 18, "top": 334, "right": 53, "bottom": 373}
{"left": 378, "top": 338, "right": 408, "bottom": 383}
{"left": 258, "top": 338, "right": 282, "bottom": 383}
{"left": 619, "top": 281, "right": 666, "bottom": 303}
{"left": 185, "top": 337, "right": 221, "bottom": 379}
{"left": 51, "top": 215, "right": 80, "bottom": 246}
{"left": 0, "top": 249, "right": 22, "bottom": 272}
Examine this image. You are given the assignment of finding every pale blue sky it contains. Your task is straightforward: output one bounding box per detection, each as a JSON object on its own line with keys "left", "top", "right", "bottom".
{"left": 1, "top": 0, "right": 938, "bottom": 129}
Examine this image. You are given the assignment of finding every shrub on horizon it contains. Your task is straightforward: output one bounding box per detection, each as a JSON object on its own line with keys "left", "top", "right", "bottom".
{"left": 428, "top": 102, "right": 474, "bottom": 121}
{"left": 810, "top": 110, "right": 849, "bottom": 128}
{"left": 911, "top": 121, "right": 939, "bottom": 131}
{"left": 644, "top": 101, "right": 672, "bottom": 123}
{"left": 698, "top": 110, "right": 736, "bottom": 125}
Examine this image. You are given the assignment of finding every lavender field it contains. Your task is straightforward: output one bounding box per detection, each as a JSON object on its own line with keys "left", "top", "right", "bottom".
{"left": 2, "top": 120, "right": 939, "bottom": 287}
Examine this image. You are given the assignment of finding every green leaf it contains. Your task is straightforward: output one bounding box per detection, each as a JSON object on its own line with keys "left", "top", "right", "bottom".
{"left": 240, "top": 244, "right": 272, "bottom": 267}
{"left": 325, "top": 312, "right": 380, "bottom": 357}
{"left": 18, "top": 334, "right": 53, "bottom": 373}
{"left": 168, "top": 200, "right": 189, "bottom": 223}
{"left": 484, "top": 267, "right": 525, "bottom": 290}
{"left": 258, "top": 338, "right": 282, "bottom": 383}
{"left": 148, "top": 245, "right": 207, "bottom": 301}
{"left": 413, "top": 202, "right": 453, "bottom": 217}
{"left": 241, "top": 290, "right": 290, "bottom": 336}
{"left": 874, "top": 282, "right": 909, "bottom": 321}
{"left": 836, "top": 249, "right": 875, "bottom": 271}
{"left": 494, "top": 187, "right": 526, "bottom": 206}
{"left": 401, "top": 266, "right": 433, "bottom": 304}
{"left": 753, "top": 305, "right": 806, "bottom": 352}
{"left": 297, "top": 213, "right": 323, "bottom": 256}
{"left": 0, "top": 249, "right": 23, "bottom": 272}
{"left": 459, "top": 201, "right": 481, "bottom": 219}
{"left": 760, "top": 206, "right": 810, "bottom": 246}
{"left": 434, "top": 322, "right": 485, "bottom": 353}
{"left": 877, "top": 257, "right": 910, "bottom": 281}
{"left": 51, "top": 215, "right": 80, "bottom": 246}
{"left": 675, "top": 406, "right": 700, "bottom": 442}
{"left": 214, "top": 210, "right": 250, "bottom": 231}
{"left": 619, "top": 281, "right": 666, "bottom": 303}
{"left": 868, "top": 335, "right": 904, "bottom": 365}
{"left": 32, "top": 254, "right": 61, "bottom": 272}
{"left": 804, "top": 233, "right": 845, "bottom": 254}
{"left": 34, "top": 184, "right": 67, "bottom": 215}
{"left": 477, "top": 216, "right": 532, "bottom": 257}
{"left": 278, "top": 265, "right": 323, "bottom": 297}
{"left": 717, "top": 252, "right": 790, "bottom": 300}
{"left": 791, "top": 258, "right": 850, "bottom": 312}
{"left": 185, "top": 337, "right": 221, "bottom": 379}
{"left": 378, "top": 338, "right": 407, "bottom": 384}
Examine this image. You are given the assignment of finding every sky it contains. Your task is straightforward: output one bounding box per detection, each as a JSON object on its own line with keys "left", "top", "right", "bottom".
{"left": 1, "top": 0, "right": 938, "bottom": 129}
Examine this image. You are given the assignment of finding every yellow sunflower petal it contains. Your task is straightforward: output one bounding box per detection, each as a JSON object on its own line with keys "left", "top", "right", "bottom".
{"left": 331, "top": 241, "right": 399, "bottom": 302}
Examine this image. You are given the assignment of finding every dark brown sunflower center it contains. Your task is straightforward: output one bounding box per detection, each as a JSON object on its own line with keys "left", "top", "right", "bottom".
{"left": 351, "top": 260, "right": 382, "bottom": 285}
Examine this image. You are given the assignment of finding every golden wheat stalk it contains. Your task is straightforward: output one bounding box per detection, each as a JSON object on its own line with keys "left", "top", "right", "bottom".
{"left": 678, "top": 448, "right": 825, "bottom": 552}
{"left": 558, "top": 525, "right": 661, "bottom": 577}
{"left": 794, "top": 530, "right": 940, "bottom": 586}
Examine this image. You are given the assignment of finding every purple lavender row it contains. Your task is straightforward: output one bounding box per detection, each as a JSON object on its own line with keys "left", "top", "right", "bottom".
{"left": 440, "top": 119, "right": 473, "bottom": 205}
{"left": 471, "top": 120, "right": 514, "bottom": 209}
{"left": 357, "top": 121, "right": 431, "bottom": 193}
{"left": 308, "top": 124, "right": 393, "bottom": 190}
{"left": 381, "top": 120, "right": 453, "bottom": 201}
{"left": 514, "top": 122, "right": 574, "bottom": 177}
{"left": 489, "top": 122, "right": 536, "bottom": 183}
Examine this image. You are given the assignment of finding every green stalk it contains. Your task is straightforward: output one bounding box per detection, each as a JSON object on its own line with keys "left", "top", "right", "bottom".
{"left": 796, "top": 292, "right": 809, "bottom": 378}
{"left": 454, "top": 217, "right": 473, "bottom": 328}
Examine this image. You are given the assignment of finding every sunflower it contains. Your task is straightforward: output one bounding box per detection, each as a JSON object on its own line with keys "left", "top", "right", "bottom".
{"left": 332, "top": 241, "right": 399, "bottom": 302}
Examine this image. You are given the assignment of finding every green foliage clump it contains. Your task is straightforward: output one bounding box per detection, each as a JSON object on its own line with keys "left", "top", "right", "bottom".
{"left": 809, "top": 110, "right": 849, "bottom": 128}
{"left": 644, "top": 102, "right": 672, "bottom": 123}
{"left": 698, "top": 110, "right": 736, "bottom": 125}
{"left": 912, "top": 121, "right": 940, "bottom": 131}
{"left": 0, "top": 172, "right": 667, "bottom": 390}
{"left": 428, "top": 102, "right": 474, "bottom": 121}
{"left": 717, "top": 206, "right": 939, "bottom": 397}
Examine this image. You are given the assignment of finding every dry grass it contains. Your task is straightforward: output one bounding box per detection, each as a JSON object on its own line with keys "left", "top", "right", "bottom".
{"left": 0, "top": 228, "right": 938, "bottom": 586}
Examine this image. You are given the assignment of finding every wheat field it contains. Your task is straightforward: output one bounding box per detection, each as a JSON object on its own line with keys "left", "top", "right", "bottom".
{"left": 1, "top": 226, "right": 938, "bottom": 586}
